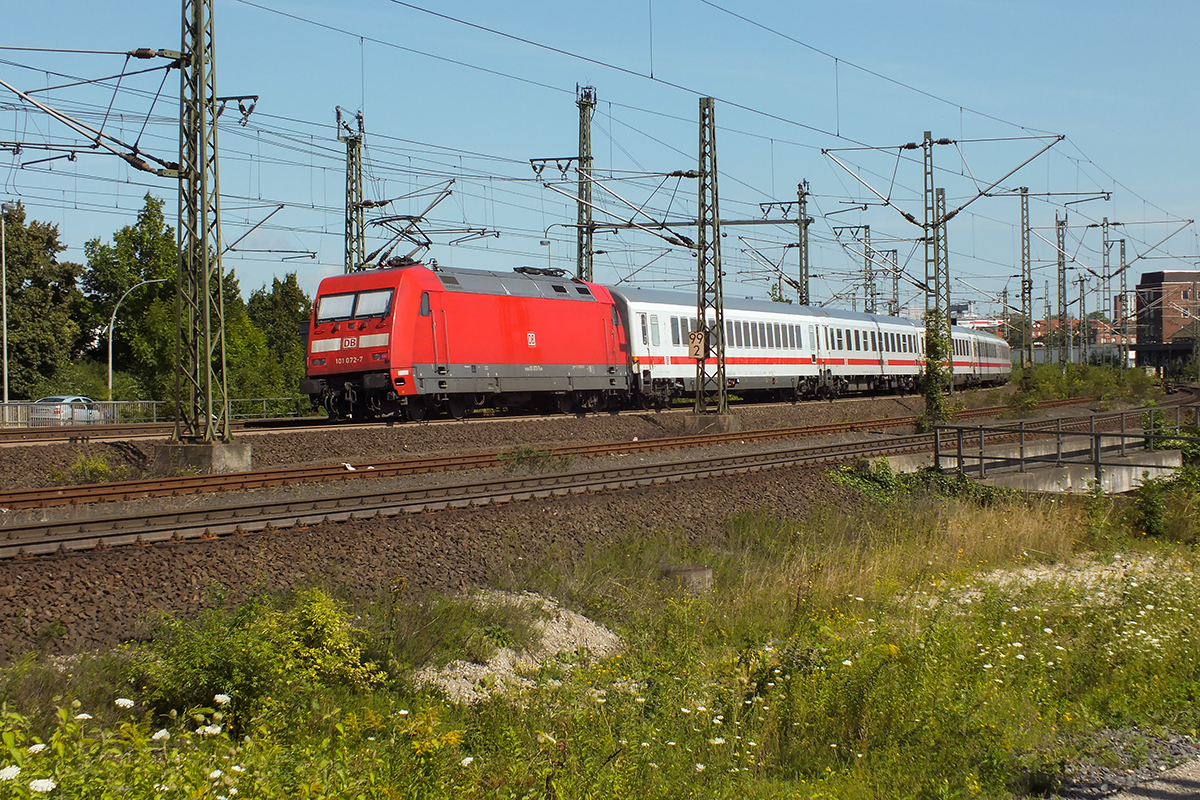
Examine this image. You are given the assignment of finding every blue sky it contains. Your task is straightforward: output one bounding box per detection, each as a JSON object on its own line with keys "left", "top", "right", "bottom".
{"left": 2, "top": 0, "right": 1197, "bottom": 320}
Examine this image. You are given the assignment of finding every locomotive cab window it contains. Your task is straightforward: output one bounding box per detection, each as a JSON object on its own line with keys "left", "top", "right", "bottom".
{"left": 354, "top": 289, "right": 393, "bottom": 318}
{"left": 317, "top": 288, "right": 396, "bottom": 322}
{"left": 418, "top": 292, "right": 431, "bottom": 318}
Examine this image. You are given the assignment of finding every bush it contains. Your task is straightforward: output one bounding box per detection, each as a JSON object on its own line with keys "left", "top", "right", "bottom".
{"left": 128, "top": 588, "right": 384, "bottom": 732}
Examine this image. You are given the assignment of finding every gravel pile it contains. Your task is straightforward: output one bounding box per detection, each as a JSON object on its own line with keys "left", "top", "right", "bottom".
{"left": 1057, "top": 729, "right": 1200, "bottom": 799}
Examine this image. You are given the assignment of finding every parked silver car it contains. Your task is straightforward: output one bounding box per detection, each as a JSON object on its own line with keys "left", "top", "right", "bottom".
{"left": 28, "top": 396, "right": 104, "bottom": 426}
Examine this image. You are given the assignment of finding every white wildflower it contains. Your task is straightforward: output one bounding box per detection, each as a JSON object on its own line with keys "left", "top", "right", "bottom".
{"left": 230, "top": 765, "right": 245, "bottom": 773}
{"left": 29, "top": 778, "right": 57, "bottom": 793}
{"left": 709, "top": 737, "right": 726, "bottom": 745}
{"left": 213, "top": 694, "right": 232, "bottom": 706}
{"left": 0, "top": 765, "right": 19, "bottom": 781}
{"left": 209, "top": 769, "right": 223, "bottom": 779}
{"left": 695, "top": 763, "right": 705, "bottom": 772}
{"left": 842, "top": 659, "right": 853, "bottom": 666}
{"left": 115, "top": 698, "right": 134, "bottom": 709}
{"left": 74, "top": 713, "right": 92, "bottom": 720}
{"left": 152, "top": 729, "right": 170, "bottom": 741}
{"left": 460, "top": 756, "right": 475, "bottom": 767}
{"left": 27, "top": 744, "right": 46, "bottom": 754}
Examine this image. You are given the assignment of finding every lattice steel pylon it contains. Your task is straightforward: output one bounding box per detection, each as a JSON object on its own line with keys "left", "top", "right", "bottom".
{"left": 1119, "top": 239, "right": 1129, "bottom": 366}
{"left": 576, "top": 86, "right": 596, "bottom": 281}
{"left": 174, "top": 0, "right": 230, "bottom": 443}
{"left": 1100, "top": 217, "right": 1112, "bottom": 350}
{"left": 1056, "top": 213, "right": 1068, "bottom": 368}
{"left": 882, "top": 249, "right": 899, "bottom": 316}
{"left": 694, "top": 97, "right": 727, "bottom": 415}
{"left": 922, "top": 132, "right": 952, "bottom": 379}
{"left": 1020, "top": 187, "right": 1033, "bottom": 367}
{"left": 339, "top": 107, "right": 365, "bottom": 273}
{"left": 862, "top": 224, "right": 876, "bottom": 314}
{"left": 797, "top": 181, "right": 811, "bottom": 305}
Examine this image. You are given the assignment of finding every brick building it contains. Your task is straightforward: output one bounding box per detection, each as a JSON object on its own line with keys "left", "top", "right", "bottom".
{"left": 1135, "top": 270, "right": 1200, "bottom": 370}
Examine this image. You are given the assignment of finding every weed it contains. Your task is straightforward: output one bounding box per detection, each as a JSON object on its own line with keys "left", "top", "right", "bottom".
{"left": 49, "top": 450, "right": 130, "bottom": 485}
{"left": 498, "top": 445, "right": 574, "bottom": 472}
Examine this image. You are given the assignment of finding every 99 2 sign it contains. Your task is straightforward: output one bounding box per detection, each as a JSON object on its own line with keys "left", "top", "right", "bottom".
{"left": 688, "top": 330, "right": 708, "bottom": 359}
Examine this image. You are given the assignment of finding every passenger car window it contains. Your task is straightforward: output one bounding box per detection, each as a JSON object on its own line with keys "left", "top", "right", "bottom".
{"left": 650, "top": 315, "right": 661, "bottom": 347}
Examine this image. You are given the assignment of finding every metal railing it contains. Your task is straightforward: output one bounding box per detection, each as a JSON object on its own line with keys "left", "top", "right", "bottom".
{"left": 933, "top": 405, "right": 1199, "bottom": 481}
{"left": 0, "top": 397, "right": 315, "bottom": 428}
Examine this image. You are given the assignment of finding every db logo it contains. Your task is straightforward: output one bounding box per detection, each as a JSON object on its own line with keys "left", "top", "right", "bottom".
{"left": 342, "top": 336, "right": 358, "bottom": 349}
{"left": 527, "top": 331, "right": 536, "bottom": 347}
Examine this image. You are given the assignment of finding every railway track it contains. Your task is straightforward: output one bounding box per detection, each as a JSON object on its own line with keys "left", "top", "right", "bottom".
{"left": 0, "top": 397, "right": 1090, "bottom": 511}
{"left": 0, "top": 396, "right": 1171, "bottom": 560}
{"left": 1, "top": 433, "right": 937, "bottom": 559}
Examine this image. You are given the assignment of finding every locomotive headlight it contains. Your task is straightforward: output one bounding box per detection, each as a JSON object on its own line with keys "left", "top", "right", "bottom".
{"left": 372, "top": 352, "right": 387, "bottom": 361}
{"left": 312, "top": 358, "right": 326, "bottom": 366}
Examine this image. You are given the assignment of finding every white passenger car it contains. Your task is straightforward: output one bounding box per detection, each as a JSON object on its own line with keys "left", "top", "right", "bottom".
{"left": 608, "top": 286, "right": 1009, "bottom": 405}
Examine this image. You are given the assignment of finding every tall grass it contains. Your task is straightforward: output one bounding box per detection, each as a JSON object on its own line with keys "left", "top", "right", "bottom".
{"left": 2, "top": 469, "right": 1200, "bottom": 798}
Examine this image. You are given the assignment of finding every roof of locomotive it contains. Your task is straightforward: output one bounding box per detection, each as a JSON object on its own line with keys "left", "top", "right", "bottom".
{"left": 432, "top": 265, "right": 602, "bottom": 302}
{"left": 317, "top": 264, "right": 605, "bottom": 303}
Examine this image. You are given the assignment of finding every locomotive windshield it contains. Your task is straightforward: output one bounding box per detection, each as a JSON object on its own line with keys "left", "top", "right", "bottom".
{"left": 316, "top": 288, "right": 394, "bottom": 322}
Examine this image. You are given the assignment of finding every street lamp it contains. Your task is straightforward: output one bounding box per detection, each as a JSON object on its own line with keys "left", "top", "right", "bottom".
{"left": 108, "top": 278, "right": 167, "bottom": 402}
{"left": 1, "top": 200, "right": 16, "bottom": 411}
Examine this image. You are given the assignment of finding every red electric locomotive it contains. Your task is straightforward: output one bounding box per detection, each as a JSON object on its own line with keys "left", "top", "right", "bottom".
{"left": 300, "top": 263, "right": 630, "bottom": 420}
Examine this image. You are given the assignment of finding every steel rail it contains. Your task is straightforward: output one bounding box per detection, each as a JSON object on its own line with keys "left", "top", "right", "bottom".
{"left": 1, "top": 394, "right": 1188, "bottom": 560}
{"left": 0, "top": 397, "right": 1090, "bottom": 511}
{"left": 0, "top": 434, "right": 934, "bottom": 559}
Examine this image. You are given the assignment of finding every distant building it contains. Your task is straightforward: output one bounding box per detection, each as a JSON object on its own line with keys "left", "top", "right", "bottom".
{"left": 1135, "top": 270, "right": 1200, "bottom": 370}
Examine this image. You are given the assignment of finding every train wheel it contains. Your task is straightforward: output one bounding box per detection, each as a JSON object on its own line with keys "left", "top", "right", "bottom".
{"left": 405, "top": 398, "right": 427, "bottom": 422}
{"left": 557, "top": 393, "right": 575, "bottom": 415}
{"left": 446, "top": 395, "right": 470, "bottom": 420}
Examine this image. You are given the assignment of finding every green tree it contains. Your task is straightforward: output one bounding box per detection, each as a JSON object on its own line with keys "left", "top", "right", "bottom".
{"left": 222, "top": 269, "right": 289, "bottom": 401}
{"left": 247, "top": 272, "right": 312, "bottom": 398}
{"left": 82, "top": 194, "right": 177, "bottom": 400}
{"left": 1, "top": 203, "right": 87, "bottom": 400}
